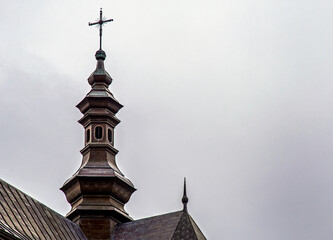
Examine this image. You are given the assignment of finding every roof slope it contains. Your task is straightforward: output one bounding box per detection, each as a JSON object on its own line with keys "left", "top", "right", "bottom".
{"left": 0, "top": 178, "right": 86, "bottom": 240}
{"left": 0, "top": 221, "right": 30, "bottom": 240}
{"left": 112, "top": 210, "right": 206, "bottom": 240}
{"left": 172, "top": 212, "right": 206, "bottom": 240}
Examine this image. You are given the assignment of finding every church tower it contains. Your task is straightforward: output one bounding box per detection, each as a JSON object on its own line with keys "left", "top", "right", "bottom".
{"left": 61, "top": 9, "right": 136, "bottom": 240}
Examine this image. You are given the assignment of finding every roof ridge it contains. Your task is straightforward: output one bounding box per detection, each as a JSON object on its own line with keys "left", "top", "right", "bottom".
{"left": 131, "top": 210, "right": 183, "bottom": 222}
{"left": 188, "top": 215, "right": 207, "bottom": 240}
{"left": 171, "top": 211, "right": 199, "bottom": 240}
{"left": 171, "top": 211, "right": 189, "bottom": 240}
{"left": 168, "top": 211, "right": 184, "bottom": 240}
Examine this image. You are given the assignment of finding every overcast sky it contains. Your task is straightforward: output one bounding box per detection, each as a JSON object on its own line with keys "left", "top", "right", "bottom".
{"left": 1, "top": 0, "right": 333, "bottom": 239}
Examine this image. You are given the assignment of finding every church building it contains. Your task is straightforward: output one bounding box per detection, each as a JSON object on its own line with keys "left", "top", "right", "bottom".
{"left": 0, "top": 10, "right": 206, "bottom": 240}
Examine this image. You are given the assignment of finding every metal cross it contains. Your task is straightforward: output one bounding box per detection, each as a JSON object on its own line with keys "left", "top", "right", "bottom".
{"left": 89, "top": 8, "right": 113, "bottom": 50}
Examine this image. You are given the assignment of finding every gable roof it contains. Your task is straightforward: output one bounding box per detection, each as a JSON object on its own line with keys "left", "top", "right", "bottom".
{"left": 0, "top": 178, "right": 86, "bottom": 240}
{"left": 112, "top": 210, "right": 206, "bottom": 240}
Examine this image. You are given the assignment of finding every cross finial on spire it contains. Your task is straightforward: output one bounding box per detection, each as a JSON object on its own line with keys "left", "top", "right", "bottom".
{"left": 89, "top": 8, "right": 113, "bottom": 50}
{"left": 182, "top": 177, "right": 189, "bottom": 212}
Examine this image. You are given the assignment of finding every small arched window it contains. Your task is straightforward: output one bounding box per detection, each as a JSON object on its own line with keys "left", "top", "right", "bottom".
{"left": 95, "top": 126, "right": 103, "bottom": 139}
{"left": 86, "top": 129, "right": 90, "bottom": 142}
{"left": 108, "top": 129, "right": 112, "bottom": 143}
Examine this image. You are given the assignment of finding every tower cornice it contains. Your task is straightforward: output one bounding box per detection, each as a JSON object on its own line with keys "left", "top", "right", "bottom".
{"left": 76, "top": 95, "right": 123, "bottom": 115}
{"left": 80, "top": 142, "right": 119, "bottom": 156}
{"left": 78, "top": 108, "right": 121, "bottom": 128}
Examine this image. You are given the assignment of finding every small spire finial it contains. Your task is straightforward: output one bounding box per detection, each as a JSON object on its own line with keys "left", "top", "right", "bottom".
{"left": 182, "top": 177, "right": 189, "bottom": 212}
{"left": 89, "top": 8, "right": 113, "bottom": 51}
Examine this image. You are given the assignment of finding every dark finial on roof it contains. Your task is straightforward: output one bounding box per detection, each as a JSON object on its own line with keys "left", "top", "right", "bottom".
{"left": 182, "top": 177, "right": 189, "bottom": 212}
{"left": 89, "top": 8, "right": 113, "bottom": 60}
{"left": 95, "top": 49, "right": 106, "bottom": 61}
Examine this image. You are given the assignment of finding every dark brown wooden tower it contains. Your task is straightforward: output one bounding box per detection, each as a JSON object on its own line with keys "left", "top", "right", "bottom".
{"left": 61, "top": 49, "right": 136, "bottom": 240}
{"left": 0, "top": 9, "right": 207, "bottom": 240}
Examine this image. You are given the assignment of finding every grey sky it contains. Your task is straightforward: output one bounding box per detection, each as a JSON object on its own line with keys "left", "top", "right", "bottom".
{"left": 1, "top": 0, "right": 333, "bottom": 239}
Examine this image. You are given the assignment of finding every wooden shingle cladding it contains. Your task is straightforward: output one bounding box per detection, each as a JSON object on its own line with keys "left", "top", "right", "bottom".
{"left": 112, "top": 210, "right": 207, "bottom": 240}
{"left": 0, "top": 179, "right": 86, "bottom": 240}
{"left": 0, "top": 221, "right": 30, "bottom": 240}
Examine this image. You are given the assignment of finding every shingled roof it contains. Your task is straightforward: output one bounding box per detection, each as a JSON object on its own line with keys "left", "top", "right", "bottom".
{"left": 0, "top": 176, "right": 207, "bottom": 240}
{"left": 112, "top": 210, "right": 206, "bottom": 240}
{"left": 0, "top": 220, "right": 29, "bottom": 240}
{"left": 0, "top": 178, "right": 86, "bottom": 240}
